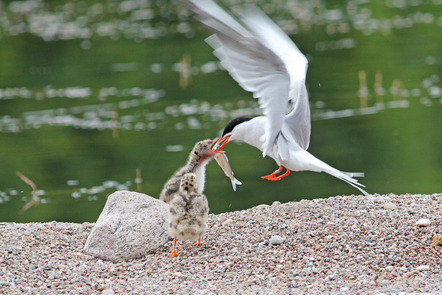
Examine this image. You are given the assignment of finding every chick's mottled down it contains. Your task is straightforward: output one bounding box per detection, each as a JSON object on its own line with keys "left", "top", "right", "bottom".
{"left": 168, "top": 173, "right": 209, "bottom": 257}
{"left": 159, "top": 139, "right": 217, "bottom": 204}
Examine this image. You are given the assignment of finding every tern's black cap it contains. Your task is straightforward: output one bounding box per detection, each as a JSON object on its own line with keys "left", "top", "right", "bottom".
{"left": 221, "top": 117, "right": 252, "bottom": 137}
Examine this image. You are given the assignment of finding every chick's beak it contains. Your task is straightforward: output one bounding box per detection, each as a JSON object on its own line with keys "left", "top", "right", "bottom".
{"left": 203, "top": 138, "right": 224, "bottom": 158}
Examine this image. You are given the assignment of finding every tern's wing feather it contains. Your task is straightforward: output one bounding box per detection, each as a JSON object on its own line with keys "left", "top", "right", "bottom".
{"left": 283, "top": 84, "right": 311, "bottom": 150}
{"left": 188, "top": 0, "right": 309, "bottom": 157}
{"left": 235, "top": 6, "right": 308, "bottom": 100}
{"left": 238, "top": 6, "right": 311, "bottom": 151}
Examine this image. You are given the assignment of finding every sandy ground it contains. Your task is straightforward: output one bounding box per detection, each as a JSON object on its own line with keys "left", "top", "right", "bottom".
{"left": 1, "top": 193, "right": 441, "bottom": 294}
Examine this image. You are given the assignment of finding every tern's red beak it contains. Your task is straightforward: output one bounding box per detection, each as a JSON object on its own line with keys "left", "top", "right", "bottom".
{"left": 214, "top": 134, "right": 231, "bottom": 152}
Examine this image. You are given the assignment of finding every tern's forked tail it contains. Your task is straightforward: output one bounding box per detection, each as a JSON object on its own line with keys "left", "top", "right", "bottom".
{"left": 310, "top": 156, "right": 369, "bottom": 196}
{"left": 337, "top": 175, "right": 369, "bottom": 196}
{"left": 327, "top": 168, "right": 369, "bottom": 196}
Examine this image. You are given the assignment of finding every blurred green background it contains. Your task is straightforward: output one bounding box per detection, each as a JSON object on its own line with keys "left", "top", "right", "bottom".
{"left": 0, "top": 0, "right": 440, "bottom": 222}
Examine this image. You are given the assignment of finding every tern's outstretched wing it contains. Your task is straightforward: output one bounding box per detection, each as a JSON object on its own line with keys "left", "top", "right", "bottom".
{"left": 188, "top": 0, "right": 309, "bottom": 157}
{"left": 283, "top": 84, "right": 311, "bottom": 151}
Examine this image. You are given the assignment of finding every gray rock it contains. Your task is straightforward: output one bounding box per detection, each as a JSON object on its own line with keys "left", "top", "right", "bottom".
{"left": 84, "top": 191, "right": 169, "bottom": 262}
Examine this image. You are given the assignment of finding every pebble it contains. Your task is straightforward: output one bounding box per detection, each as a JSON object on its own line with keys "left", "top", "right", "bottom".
{"left": 386, "top": 266, "right": 394, "bottom": 272}
{"left": 101, "top": 290, "right": 115, "bottom": 295}
{"left": 272, "top": 201, "right": 281, "bottom": 206}
{"left": 383, "top": 202, "right": 397, "bottom": 210}
{"left": 222, "top": 219, "right": 234, "bottom": 226}
{"left": 373, "top": 196, "right": 386, "bottom": 203}
{"left": 416, "top": 265, "right": 430, "bottom": 271}
{"left": 431, "top": 234, "right": 442, "bottom": 246}
{"left": 173, "top": 272, "right": 186, "bottom": 278}
{"left": 269, "top": 235, "right": 284, "bottom": 245}
{"left": 415, "top": 218, "right": 431, "bottom": 227}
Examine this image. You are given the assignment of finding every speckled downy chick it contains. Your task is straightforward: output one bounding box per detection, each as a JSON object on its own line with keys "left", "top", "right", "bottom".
{"left": 160, "top": 139, "right": 220, "bottom": 204}
{"left": 168, "top": 173, "right": 209, "bottom": 257}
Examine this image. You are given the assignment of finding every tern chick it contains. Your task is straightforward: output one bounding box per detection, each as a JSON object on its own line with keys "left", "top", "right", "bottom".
{"left": 168, "top": 173, "right": 209, "bottom": 257}
{"left": 160, "top": 139, "right": 220, "bottom": 204}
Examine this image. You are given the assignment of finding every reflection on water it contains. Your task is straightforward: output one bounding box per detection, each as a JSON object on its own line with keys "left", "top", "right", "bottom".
{"left": 1, "top": 73, "right": 439, "bottom": 132}
{"left": 0, "top": 0, "right": 440, "bottom": 222}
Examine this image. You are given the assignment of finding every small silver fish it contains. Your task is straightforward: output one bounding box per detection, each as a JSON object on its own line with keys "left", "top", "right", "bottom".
{"left": 214, "top": 152, "right": 242, "bottom": 191}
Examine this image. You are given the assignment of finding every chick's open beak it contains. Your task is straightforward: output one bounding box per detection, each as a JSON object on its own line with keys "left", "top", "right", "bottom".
{"left": 203, "top": 138, "right": 224, "bottom": 158}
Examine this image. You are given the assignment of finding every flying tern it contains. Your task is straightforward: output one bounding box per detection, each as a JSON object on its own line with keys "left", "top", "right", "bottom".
{"left": 188, "top": 0, "right": 369, "bottom": 196}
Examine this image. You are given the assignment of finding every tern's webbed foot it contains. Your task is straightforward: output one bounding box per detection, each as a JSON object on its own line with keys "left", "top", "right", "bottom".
{"left": 261, "top": 166, "right": 290, "bottom": 181}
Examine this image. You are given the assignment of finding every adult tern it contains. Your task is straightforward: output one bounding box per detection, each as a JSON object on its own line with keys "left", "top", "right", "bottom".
{"left": 188, "top": 0, "right": 369, "bottom": 196}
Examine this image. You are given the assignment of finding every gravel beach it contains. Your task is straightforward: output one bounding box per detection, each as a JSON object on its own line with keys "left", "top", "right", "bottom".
{"left": 1, "top": 193, "right": 441, "bottom": 294}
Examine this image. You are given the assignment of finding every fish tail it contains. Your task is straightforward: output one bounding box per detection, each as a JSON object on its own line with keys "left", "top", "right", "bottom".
{"left": 231, "top": 178, "right": 242, "bottom": 191}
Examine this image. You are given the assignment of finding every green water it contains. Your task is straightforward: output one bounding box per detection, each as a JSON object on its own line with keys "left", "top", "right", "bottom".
{"left": 0, "top": 0, "right": 440, "bottom": 222}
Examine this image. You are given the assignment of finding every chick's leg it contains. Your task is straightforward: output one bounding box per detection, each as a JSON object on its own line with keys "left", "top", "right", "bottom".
{"left": 193, "top": 237, "right": 204, "bottom": 246}
{"left": 170, "top": 237, "right": 179, "bottom": 257}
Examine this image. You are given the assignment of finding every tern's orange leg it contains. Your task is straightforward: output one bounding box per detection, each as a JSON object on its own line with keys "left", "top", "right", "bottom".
{"left": 261, "top": 166, "right": 291, "bottom": 181}
{"left": 261, "top": 165, "right": 283, "bottom": 179}
{"left": 170, "top": 237, "right": 179, "bottom": 258}
{"left": 267, "top": 169, "right": 290, "bottom": 181}
{"left": 193, "top": 237, "right": 204, "bottom": 246}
